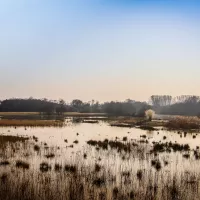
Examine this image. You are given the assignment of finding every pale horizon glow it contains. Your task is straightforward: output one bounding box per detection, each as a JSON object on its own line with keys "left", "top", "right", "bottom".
{"left": 0, "top": 0, "right": 200, "bottom": 102}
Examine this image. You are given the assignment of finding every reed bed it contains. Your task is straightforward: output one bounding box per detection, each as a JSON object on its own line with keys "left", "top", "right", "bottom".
{"left": 166, "top": 116, "right": 200, "bottom": 129}
{"left": 0, "top": 119, "right": 64, "bottom": 127}
{"left": 1, "top": 129, "right": 200, "bottom": 200}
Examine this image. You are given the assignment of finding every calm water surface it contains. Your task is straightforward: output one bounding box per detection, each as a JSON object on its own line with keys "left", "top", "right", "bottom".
{"left": 1, "top": 119, "right": 200, "bottom": 176}
{"left": 1, "top": 120, "right": 199, "bottom": 148}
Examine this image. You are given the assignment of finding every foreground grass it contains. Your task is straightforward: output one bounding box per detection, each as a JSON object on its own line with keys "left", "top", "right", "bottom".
{"left": 1, "top": 134, "right": 200, "bottom": 200}
{"left": 1, "top": 167, "right": 199, "bottom": 200}
{"left": 0, "top": 119, "right": 64, "bottom": 127}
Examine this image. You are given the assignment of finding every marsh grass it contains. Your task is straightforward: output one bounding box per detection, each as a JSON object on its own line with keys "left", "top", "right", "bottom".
{"left": 152, "top": 142, "right": 190, "bottom": 153}
{"left": 139, "top": 125, "right": 157, "bottom": 131}
{"left": 0, "top": 112, "right": 39, "bottom": 116}
{"left": 1, "top": 130, "right": 200, "bottom": 200}
{"left": 34, "top": 144, "right": 40, "bottom": 151}
{"left": 0, "top": 161, "right": 10, "bottom": 166}
{"left": 82, "top": 120, "right": 99, "bottom": 124}
{"left": 0, "top": 119, "right": 64, "bottom": 127}
{"left": 40, "top": 162, "right": 51, "bottom": 172}
{"left": 16, "top": 160, "right": 30, "bottom": 169}
{"left": 0, "top": 135, "right": 29, "bottom": 143}
{"left": 151, "top": 159, "right": 162, "bottom": 170}
{"left": 94, "top": 163, "right": 101, "bottom": 172}
{"left": 110, "top": 123, "right": 134, "bottom": 128}
{"left": 45, "top": 153, "right": 55, "bottom": 159}
{"left": 54, "top": 163, "right": 62, "bottom": 171}
{"left": 64, "top": 164, "right": 77, "bottom": 173}
{"left": 83, "top": 153, "right": 87, "bottom": 159}
{"left": 166, "top": 116, "right": 200, "bottom": 130}
{"left": 0, "top": 155, "right": 200, "bottom": 200}
{"left": 136, "top": 169, "right": 143, "bottom": 180}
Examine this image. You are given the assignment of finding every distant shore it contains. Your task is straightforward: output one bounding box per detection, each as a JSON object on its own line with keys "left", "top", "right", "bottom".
{"left": 0, "top": 112, "right": 107, "bottom": 117}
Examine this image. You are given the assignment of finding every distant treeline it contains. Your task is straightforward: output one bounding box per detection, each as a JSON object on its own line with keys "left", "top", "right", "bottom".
{"left": 0, "top": 98, "right": 150, "bottom": 117}
{"left": 0, "top": 98, "right": 67, "bottom": 115}
{"left": 150, "top": 95, "right": 200, "bottom": 116}
{"left": 1, "top": 95, "right": 200, "bottom": 116}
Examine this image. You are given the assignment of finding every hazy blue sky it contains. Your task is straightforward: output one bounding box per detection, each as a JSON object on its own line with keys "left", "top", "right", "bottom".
{"left": 0, "top": 0, "right": 200, "bottom": 102}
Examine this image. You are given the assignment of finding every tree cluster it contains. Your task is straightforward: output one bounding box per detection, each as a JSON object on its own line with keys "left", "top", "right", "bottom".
{"left": 0, "top": 98, "right": 151, "bottom": 117}
{"left": 151, "top": 95, "right": 200, "bottom": 116}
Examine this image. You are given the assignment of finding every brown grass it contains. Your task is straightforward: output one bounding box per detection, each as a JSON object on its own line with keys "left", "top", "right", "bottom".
{"left": 117, "top": 117, "right": 143, "bottom": 124}
{"left": 109, "top": 117, "right": 166, "bottom": 128}
{"left": 64, "top": 112, "right": 107, "bottom": 116}
{"left": 166, "top": 116, "right": 200, "bottom": 130}
{"left": 145, "top": 120, "right": 167, "bottom": 127}
{"left": 0, "top": 112, "right": 39, "bottom": 116}
{"left": 1, "top": 134, "right": 200, "bottom": 200}
{"left": 0, "top": 112, "right": 107, "bottom": 117}
{"left": 109, "top": 117, "right": 143, "bottom": 127}
{"left": 0, "top": 119, "right": 64, "bottom": 127}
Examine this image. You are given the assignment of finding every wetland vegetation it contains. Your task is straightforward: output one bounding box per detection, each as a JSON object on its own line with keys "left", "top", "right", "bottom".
{"left": 0, "top": 117, "right": 200, "bottom": 200}
{"left": 1, "top": 96, "right": 200, "bottom": 199}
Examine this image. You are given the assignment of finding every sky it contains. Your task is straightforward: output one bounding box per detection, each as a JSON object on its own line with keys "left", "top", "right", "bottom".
{"left": 0, "top": 0, "right": 200, "bottom": 102}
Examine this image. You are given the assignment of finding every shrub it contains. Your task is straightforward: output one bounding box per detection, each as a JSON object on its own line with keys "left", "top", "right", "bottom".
{"left": 145, "top": 109, "right": 155, "bottom": 121}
